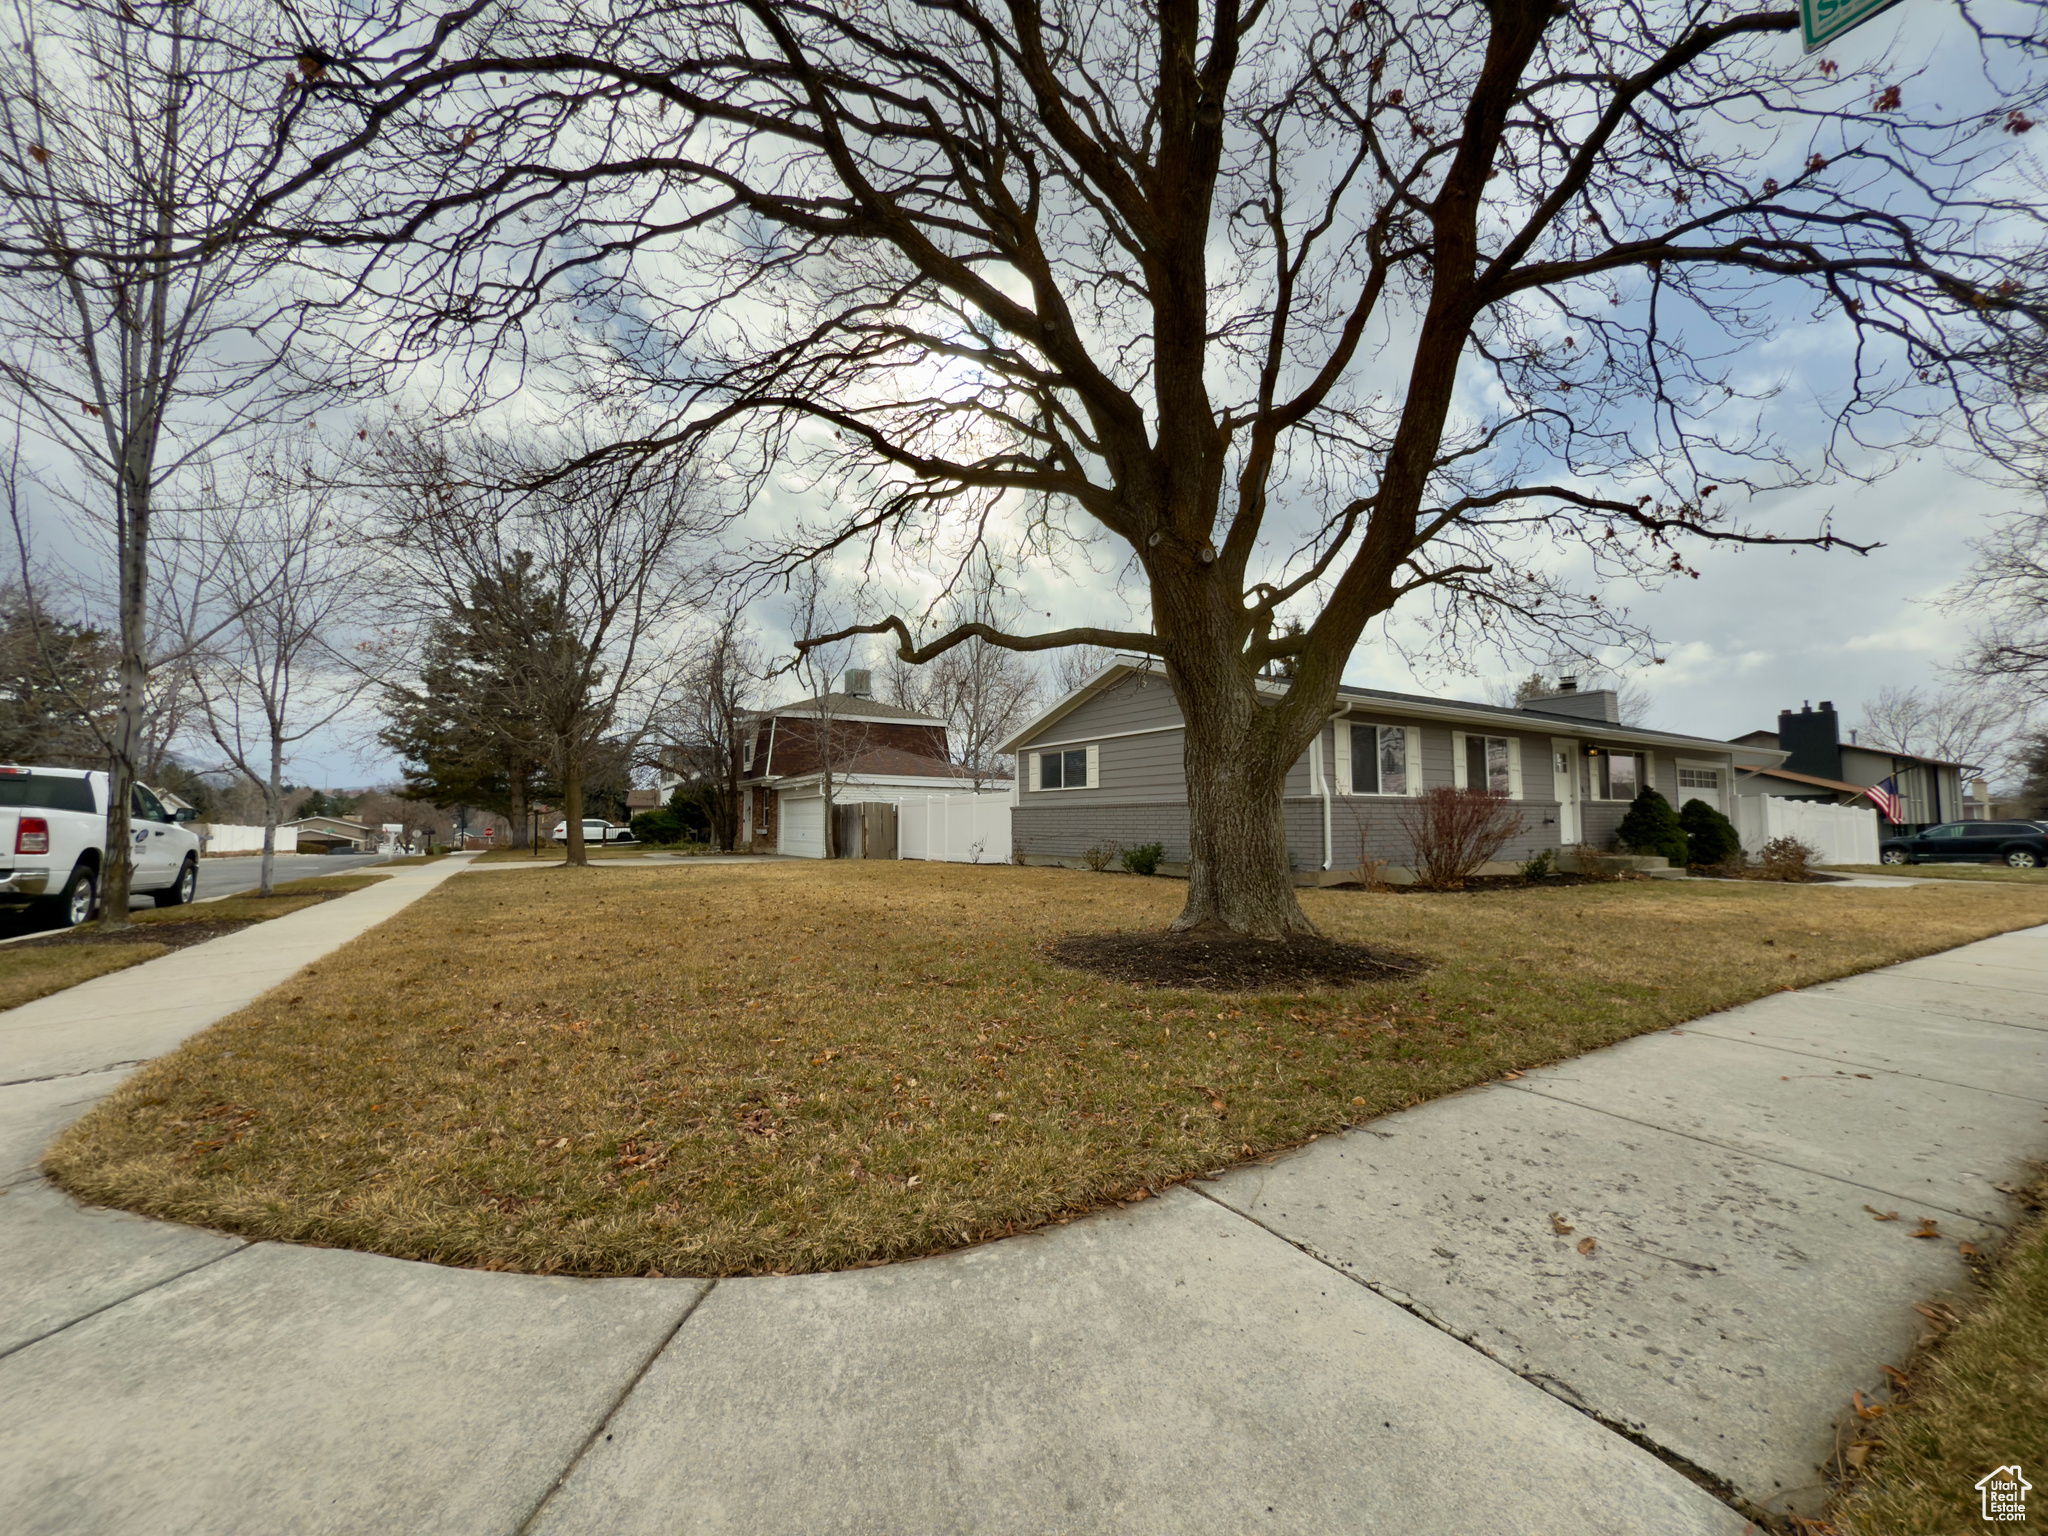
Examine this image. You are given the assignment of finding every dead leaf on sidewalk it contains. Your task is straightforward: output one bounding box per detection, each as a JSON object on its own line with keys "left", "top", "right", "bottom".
{"left": 1577, "top": 1236, "right": 1597, "bottom": 1255}
{"left": 1863, "top": 1204, "right": 1900, "bottom": 1221}
{"left": 1852, "top": 1390, "right": 1886, "bottom": 1420}
{"left": 1549, "top": 1211, "right": 1574, "bottom": 1235}
{"left": 1501, "top": 1070, "right": 1525, "bottom": 1080}
{"left": 1912, "top": 1301, "right": 1959, "bottom": 1328}
{"left": 1910, "top": 1218, "right": 1941, "bottom": 1239}
{"left": 1959, "top": 1240, "right": 1982, "bottom": 1259}
{"left": 1879, "top": 1364, "right": 1909, "bottom": 1389}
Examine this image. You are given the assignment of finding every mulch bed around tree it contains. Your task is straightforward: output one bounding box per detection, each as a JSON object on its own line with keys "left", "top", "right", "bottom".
{"left": 1050, "top": 927, "right": 1429, "bottom": 992}
{"left": 12, "top": 917, "right": 264, "bottom": 953}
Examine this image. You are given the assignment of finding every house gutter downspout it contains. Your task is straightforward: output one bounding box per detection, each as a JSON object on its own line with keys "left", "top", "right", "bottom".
{"left": 1320, "top": 703, "right": 1353, "bottom": 871}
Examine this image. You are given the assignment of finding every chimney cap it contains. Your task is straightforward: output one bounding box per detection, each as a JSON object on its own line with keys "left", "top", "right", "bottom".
{"left": 1558, "top": 674, "right": 1578, "bottom": 693}
{"left": 1818, "top": 700, "right": 1834, "bottom": 712}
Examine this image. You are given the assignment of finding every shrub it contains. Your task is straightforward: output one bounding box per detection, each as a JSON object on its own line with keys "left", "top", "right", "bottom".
{"left": 1755, "top": 835, "right": 1820, "bottom": 882}
{"left": 1080, "top": 840, "right": 1121, "bottom": 873}
{"left": 1678, "top": 798, "right": 1742, "bottom": 867}
{"left": 630, "top": 808, "right": 688, "bottom": 845}
{"left": 1519, "top": 847, "right": 1556, "bottom": 881}
{"left": 1397, "top": 787, "right": 1526, "bottom": 890}
{"left": 1120, "top": 841, "right": 1165, "bottom": 876}
{"left": 1616, "top": 787, "right": 1688, "bottom": 867}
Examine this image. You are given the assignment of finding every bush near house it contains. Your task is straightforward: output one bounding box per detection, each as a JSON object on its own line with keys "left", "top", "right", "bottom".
{"left": 1120, "top": 841, "right": 1165, "bottom": 876}
{"left": 630, "top": 808, "right": 687, "bottom": 845}
{"left": 1617, "top": 787, "right": 1689, "bottom": 867}
{"left": 1678, "top": 797, "right": 1742, "bottom": 868}
{"left": 1398, "top": 786, "right": 1526, "bottom": 889}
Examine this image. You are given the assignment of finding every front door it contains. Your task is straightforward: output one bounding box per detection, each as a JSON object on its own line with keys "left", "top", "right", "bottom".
{"left": 1551, "top": 738, "right": 1581, "bottom": 845}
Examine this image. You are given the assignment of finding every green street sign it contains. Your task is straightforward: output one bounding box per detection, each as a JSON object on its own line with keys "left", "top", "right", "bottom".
{"left": 1801, "top": 0, "right": 1906, "bottom": 51}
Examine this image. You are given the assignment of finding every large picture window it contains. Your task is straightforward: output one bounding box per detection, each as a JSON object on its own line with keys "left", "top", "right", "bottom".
{"left": 1038, "top": 747, "right": 1093, "bottom": 790}
{"left": 1587, "top": 747, "right": 1645, "bottom": 800}
{"left": 1348, "top": 724, "right": 1409, "bottom": 795}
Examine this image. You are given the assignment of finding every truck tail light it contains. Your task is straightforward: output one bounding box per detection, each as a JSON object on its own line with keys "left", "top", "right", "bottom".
{"left": 16, "top": 816, "right": 48, "bottom": 855}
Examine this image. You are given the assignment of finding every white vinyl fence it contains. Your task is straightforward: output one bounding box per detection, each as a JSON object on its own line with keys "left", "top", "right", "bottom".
{"left": 195, "top": 823, "right": 299, "bottom": 855}
{"left": 1733, "top": 796, "right": 1879, "bottom": 867}
{"left": 897, "top": 793, "right": 1012, "bottom": 864}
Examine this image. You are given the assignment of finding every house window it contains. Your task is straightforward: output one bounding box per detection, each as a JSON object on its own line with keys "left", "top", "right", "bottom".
{"left": 742, "top": 733, "right": 756, "bottom": 771}
{"left": 1038, "top": 747, "right": 1092, "bottom": 789}
{"left": 1678, "top": 767, "right": 1718, "bottom": 791}
{"left": 1348, "top": 724, "right": 1409, "bottom": 795}
{"left": 1463, "top": 735, "right": 1512, "bottom": 796}
{"left": 1587, "top": 746, "right": 1644, "bottom": 800}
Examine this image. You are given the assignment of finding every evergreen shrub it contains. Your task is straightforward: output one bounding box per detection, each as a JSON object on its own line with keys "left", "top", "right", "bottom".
{"left": 1678, "top": 797, "right": 1742, "bottom": 867}
{"left": 1616, "top": 787, "right": 1688, "bottom": 866}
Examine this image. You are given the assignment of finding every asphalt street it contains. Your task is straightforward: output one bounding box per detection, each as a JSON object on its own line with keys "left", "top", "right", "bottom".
{"left": 0, "top": 852, "right": 392, "bottom": 941}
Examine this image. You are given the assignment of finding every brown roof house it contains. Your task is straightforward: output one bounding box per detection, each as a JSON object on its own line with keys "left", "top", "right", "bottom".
{"left": 734, "top": 670, "right": 1009, "bottom": 858}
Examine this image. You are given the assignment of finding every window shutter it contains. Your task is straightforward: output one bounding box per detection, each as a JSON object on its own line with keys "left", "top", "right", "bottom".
{"left": 1086, "top": 742, "right": 1100, "bottom": 788}
{"left": 1030, "top": 752, "right": 1042, "bottom": 791}
{"left": 1404, "top": 727, "right": 1422, "bottom": 794}
{"left": 1507, "top": 738, "right": 1524, "bottom": 800}
{"left": 1451, "top": 732, "right": 1468, "bottom": 790}
{"left": 1332, "top": 720, "right": 1351, "bottom": 794}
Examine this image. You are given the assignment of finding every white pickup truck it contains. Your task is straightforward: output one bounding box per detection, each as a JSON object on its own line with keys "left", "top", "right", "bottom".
{"left": 550, "top": 818, "right": 636, "bottom": 845}
{"left": 0, "top": 766, "right": 203, "bottom": 927}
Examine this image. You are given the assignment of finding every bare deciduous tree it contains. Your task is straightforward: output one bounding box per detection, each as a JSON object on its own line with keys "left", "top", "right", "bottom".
{"left": 313, "top": 0, "right": 2044, "bottom": 934}
{"left": 648, "top": 608, "right": 758, "bottom": 851}
{"left": 0, "top": 0, "right": 336, "bottom": 925}
{"left": 189, "top": 454, "right": 374, "bottom": 895}
{"left": 1856, "top": 683, "right": 2020, "bottom": 775}
{"left": 365, "top": 425, "right": 709, "bottom": 867}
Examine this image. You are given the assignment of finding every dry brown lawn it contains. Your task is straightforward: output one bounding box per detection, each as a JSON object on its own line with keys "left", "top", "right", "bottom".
{"left": 46, "top": 863, "right": 2048, "bottom": 1278}
{"left": 1832, "top": 1170, "right": 2048, "bottom": 1535}
{"left": 0, "top": 874, "right": 389, "bottom": 1013}
{"left": 1834, "top": 863, "right": 2048, "bottom": 885}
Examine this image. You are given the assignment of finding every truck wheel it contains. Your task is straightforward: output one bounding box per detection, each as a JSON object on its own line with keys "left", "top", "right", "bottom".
{"left": 153, "top": 857, "right": 198, "bottom": 907}
{"left": 43, "top": 864, "right": 97, "bottom": 929}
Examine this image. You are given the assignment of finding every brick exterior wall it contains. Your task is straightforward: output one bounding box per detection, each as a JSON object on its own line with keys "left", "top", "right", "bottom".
{"left": 749, "top": 718, "right": 949, "bottom": 780}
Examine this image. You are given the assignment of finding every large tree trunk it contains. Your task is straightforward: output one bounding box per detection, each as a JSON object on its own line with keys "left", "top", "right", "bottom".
{"left": 563, "top": 757, "right": 586, "bottom": 866}
{"left": 1172, "top": 674, "right": 1318, "bottom": 939}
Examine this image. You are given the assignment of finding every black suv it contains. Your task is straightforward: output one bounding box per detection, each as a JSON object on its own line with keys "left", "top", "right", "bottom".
{"left": 1879, "top": 820, "right": 2047, "bottom": 869}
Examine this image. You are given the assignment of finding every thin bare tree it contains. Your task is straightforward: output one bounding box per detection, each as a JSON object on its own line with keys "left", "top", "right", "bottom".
{"left": 0, "top": 0, "right": 344, "bottom": 925}
{"left": 364, "top": 423, "right": 710, "bottom": 867}
{"left": 1856, "top": 683, "right": 2020, "bottom": 775}
{"left": 188, "top": 452, "right": 374, "bottom": 895}
{"left": 651, "top": 609, "right": 758, "bottom": 852}
{"left": 301, "top": 0, "right": 2045, "bottom": 934}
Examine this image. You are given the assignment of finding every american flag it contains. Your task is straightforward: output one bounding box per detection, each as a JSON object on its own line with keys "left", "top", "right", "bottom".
{"left": 1866, "top": 777, "right": 1903, "bottom": 822}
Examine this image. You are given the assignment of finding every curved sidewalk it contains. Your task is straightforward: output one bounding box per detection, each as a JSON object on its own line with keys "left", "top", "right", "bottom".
{"left": 1, "top": 863, "right": 2043, "bottom": 1533}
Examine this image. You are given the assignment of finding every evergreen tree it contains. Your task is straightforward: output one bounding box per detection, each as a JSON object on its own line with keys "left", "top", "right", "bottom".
{"left": 1616, "top": 787, "right": 1688, "bottom": 867}
{"left": 0, "top": 585, "right": 117, "bottom": 766}
{"left": 1678, "top": 797, "right": 1742, "bottom": 867}
{"left": 379, "top": 556, "right": 564, "bottom": 843}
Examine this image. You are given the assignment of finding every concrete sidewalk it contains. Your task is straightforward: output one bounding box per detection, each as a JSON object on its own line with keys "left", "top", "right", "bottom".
{"left": 0, "top": 873, "right": 2042, "bottom": 1531}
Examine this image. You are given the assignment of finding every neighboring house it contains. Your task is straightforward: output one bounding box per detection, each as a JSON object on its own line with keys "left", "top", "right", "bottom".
{"left": 1959, "top": 778, "right": 2041, "bottom": 823}
{"left": 285, "top": 815, "right": 377, "bottom": 853}
{"left": 734, "top": 673, "right": 1008, "bottom": 857}
{"left": 998, "top": 659, "right": 1781, "bottom": 878}
{"left": 1731, "top": 701, "right": 1968, "bottom": 834}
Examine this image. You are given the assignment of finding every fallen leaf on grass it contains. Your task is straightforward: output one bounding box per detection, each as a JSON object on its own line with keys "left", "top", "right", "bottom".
{"left": 1501, "top": 1070, "right": 1525, "bottom": 1081}
{"left": 1879, "top": 1364, "right": 1909, "bottom": 1388}
{"left": 1852, "top": 1390, "right": 1886, "bottom": 1420}
{"left": 1549, "top": 1212, "right": 1574, "bottom": 1235}
{"left": 1909, "top": 1218, "right": 1941, "bottom": 1239}
{"left": 1912, "top": 1301, "right": 1958, "bottom": 1327}
{"left": 1864, "top": 1205, "right": 1900, "bottom": 1221}
{"left": 1577, "top": 1236, "right": 1597, "bottom": 1256}
{"left": 1846, "top": 1443, "right": 1873, "bottom": 1471}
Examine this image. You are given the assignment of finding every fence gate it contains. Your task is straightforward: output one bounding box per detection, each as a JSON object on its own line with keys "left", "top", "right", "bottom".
{"left": 832, "top": 801, "right": 899, "bottom": 859}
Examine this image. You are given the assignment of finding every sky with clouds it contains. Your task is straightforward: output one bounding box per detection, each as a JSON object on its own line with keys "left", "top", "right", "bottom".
{"left": 15, "top": 0, "right": 2036, "bottom": 793}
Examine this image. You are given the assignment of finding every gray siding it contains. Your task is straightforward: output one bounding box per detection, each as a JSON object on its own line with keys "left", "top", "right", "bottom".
{"left": 1012, "top": 670, "right": 1745, "bottom": 860}
{"left": 1016, "top": 671, "right": 1188, "bottom": 809}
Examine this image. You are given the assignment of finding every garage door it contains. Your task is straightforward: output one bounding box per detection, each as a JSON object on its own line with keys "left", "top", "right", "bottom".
{"left": 778, "top": 795, "right": 825, "bottom": 858}
{"left": 1676, "top": 765, "right": 1724, "bottom": 814}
